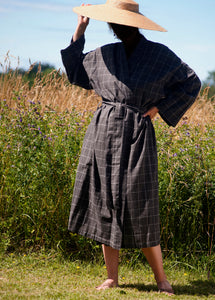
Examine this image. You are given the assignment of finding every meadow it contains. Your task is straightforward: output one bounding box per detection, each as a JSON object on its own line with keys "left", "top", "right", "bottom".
{"left": 0, "top": 65, "right": 214, "bottom": 278}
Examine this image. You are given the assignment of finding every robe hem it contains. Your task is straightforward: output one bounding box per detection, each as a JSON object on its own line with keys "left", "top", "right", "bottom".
{"left": 68, "top": 229, "right": 160, "bottom": 250}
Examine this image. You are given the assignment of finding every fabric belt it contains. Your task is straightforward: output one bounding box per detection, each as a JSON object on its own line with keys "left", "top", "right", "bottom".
{"left": 102, "top": 100, "right": 145, "bottom": 119}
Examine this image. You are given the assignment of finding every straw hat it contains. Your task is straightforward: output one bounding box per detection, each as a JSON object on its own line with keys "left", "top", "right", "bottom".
{"left": 73, "top": 0, "right": 167, "bottom": 32}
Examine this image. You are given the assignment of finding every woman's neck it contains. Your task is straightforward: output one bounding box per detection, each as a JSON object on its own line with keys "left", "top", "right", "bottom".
{"left": 122, "top": 31, "right": 142, "bottom": 58}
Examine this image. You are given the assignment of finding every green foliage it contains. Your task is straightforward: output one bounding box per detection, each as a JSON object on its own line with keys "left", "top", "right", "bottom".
{"left": 0, "top": 94, "right": 214, "bottom": 262}
{"left": 154, "top": 119, "right": 215, "bottom": 256}
{"left": 0, "top": 93, "right": 90, "bottom": 253}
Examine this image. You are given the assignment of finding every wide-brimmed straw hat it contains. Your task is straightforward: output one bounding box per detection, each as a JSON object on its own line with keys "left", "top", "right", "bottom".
{"left": 73, "top": 0, "right": 167, "bottom": 32}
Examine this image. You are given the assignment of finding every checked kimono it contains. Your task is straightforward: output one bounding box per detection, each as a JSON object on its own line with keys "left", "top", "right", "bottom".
{"left": 61, "top": 35, "right": 201, "bottom": 249}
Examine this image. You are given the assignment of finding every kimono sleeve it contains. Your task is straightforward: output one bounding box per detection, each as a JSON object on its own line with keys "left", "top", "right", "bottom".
{"left": 157, "top": 61, "right": 201, "bottom": 127}
{"left": 60, "top": 35, "right": 92, "bottom": 90}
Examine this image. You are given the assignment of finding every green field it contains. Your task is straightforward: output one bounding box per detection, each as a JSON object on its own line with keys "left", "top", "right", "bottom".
{"left": 0, "top": 252, "right": 215, "bottom": 299}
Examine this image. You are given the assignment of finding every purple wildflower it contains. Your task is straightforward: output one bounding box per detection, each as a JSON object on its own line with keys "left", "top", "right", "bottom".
{"left": 29, "top": 101, "right": 36, "bottom": 105}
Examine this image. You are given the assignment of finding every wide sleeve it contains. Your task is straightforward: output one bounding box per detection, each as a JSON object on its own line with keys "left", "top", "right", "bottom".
{"left": 60, "top": 35, "right": 92, "bottom": 90}
{"left": 156, "top": 61, "right": 201, "bottom": 127}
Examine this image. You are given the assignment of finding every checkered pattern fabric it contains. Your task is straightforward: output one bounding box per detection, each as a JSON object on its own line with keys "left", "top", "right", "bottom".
{"left": 61, "top": 35, "right": 201, "bottom": 249}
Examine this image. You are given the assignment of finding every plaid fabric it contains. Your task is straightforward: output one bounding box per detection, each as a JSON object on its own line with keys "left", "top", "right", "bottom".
{"left": 61, "top": 35, "right": 201, "bottom": 249}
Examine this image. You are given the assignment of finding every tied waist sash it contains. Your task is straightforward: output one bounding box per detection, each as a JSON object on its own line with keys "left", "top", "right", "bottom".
{"left": 101, "top": 99, "right": 146, "bottom": 119}
{"left": 95, "top": 99, "right": 151, "bottom": 210}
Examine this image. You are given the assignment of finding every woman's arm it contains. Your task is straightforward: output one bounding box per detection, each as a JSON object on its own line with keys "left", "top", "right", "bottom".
{"left": 61, "top": 5, "right": 92, "bottom": 90}
{"left": 156, "top": 62, "right": 201, "bottom": 127}
{"left": 73, "top": 4, "right": 90, "bottom": 42}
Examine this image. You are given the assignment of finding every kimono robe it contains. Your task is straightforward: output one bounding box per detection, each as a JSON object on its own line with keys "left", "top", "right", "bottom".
{"left": 61, "top": 35, "right": 201, "bottom": 250}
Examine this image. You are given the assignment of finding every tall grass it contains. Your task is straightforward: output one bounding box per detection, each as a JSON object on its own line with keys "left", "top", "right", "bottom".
{"left": 0, "top": 62, "right": 100, "bottom": 113}
{"left": 0, "top": 64, "right": 214, "bottom": 271}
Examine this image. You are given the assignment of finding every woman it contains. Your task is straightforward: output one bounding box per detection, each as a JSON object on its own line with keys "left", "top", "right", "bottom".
{"left": 61, "top": 0, "right": 201, "bottom": 294}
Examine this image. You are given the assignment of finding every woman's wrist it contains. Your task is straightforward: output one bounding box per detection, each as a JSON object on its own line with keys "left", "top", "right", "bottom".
{"left": 73, "top": 10, "right": 90, "bottom": 42}
{"left": 73, "top": 25, "right": 87, "bottom": 42}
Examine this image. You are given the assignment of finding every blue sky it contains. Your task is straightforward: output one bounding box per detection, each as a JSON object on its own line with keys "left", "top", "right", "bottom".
{"left": 0, "top": 0, "right": 215, "bottom": 81}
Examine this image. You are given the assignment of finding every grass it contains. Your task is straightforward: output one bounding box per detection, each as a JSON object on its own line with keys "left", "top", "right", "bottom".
{"left": 0, "top": 64, "right": 214, "bottom": 124}
{"left": 0, "top": 251, "right": 215, "bottom": 299}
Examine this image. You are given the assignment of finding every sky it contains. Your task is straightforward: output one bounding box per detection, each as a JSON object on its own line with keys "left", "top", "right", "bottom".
{"left": 0, "top": 0, "right": 215, "bottom": 81}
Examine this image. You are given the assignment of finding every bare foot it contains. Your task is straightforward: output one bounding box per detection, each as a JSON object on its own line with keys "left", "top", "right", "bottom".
{"left": 96, "top": 279, "right": 118, "bottom": 290}
{"left": 157, "top": 280, "right": 174, "bottom": 295}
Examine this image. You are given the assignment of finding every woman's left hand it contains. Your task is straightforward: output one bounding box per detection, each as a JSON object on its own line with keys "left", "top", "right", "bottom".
{"left": 143, "top": 106, "right": 159, "bottom": 120}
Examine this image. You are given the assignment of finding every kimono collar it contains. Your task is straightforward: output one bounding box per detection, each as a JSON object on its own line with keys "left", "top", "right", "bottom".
{"left": 121, "top": 34, "right": 148, "bottom": 62}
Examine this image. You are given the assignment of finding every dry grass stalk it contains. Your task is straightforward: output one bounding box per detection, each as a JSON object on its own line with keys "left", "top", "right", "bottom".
{"left": 181, "top": 89, "right": 214, "bottom": 127}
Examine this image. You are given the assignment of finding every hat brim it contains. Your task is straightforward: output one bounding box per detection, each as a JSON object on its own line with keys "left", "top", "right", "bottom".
{"left": 73, "top": 4, "right": 167, "bottom": 32}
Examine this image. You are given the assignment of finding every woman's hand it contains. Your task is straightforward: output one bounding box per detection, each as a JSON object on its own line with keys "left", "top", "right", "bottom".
{"left": 143, "top": 106, "right": 159, "bottom": 120}
{"left": 73, "top": 4, "right": 90, "bottom": 42}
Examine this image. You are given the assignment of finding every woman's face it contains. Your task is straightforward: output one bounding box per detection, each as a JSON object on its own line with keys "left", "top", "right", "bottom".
{"left": 108, "top": 23, "right": 138, "bottom": 42}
